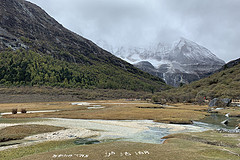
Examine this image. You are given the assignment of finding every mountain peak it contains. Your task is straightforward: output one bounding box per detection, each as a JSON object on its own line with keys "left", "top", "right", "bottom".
{"left": 174, "top": 37, "right": 203, "bottom": 50}
{"left": 100, "top": 38, "right": 226, "bottom": 86}
{"left": 171, "top": 37, "right": 225, "bottom": 65}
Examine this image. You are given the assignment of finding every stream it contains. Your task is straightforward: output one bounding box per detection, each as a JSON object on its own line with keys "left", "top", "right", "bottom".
{"left": 0, "top": 113, "right": 238, "bottom": 150}
{"left": 198, "top": 113, "right": 239, "bottom": 129}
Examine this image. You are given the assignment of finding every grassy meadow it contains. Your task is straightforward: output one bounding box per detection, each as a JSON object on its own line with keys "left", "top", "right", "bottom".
{"left": 0, "top": 125, "right": 64, "bottom": 143}
{"left": 0, "top": 131, "right": 239, "bottom": 160}
{"left": 0, "top": 100, "right": 239, "bottom": 160}
{"left": 1, "top": 100, "right": 208, "bottom": 124}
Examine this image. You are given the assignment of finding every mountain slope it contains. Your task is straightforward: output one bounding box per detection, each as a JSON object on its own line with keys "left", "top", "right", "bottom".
{"left": 0, "top": 0, "right": 168, "bottom": 91}
{"left": 153, "top": 58, "right": 240, "bottom": 103}
{"left": 0, "top": 0, "right": 121, "bottom": 64}
{"left": 100, "top": 38, "right": 225, "bottom": 87}
{"left": 219, "top": 58, "right": 240, "bottom": 71}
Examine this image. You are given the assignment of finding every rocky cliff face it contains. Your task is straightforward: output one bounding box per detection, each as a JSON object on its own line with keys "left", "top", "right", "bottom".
{"left": 99, "top": 38, "right": 225, "bottom": 87}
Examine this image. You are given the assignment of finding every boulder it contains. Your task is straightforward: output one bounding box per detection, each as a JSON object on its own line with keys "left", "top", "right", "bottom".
{"left": 221, "top": 98, "right": 232, "bottom": 107}
{"left": 208, "top": 98, "right": 218, "bottom": 107}
{"left": 208, "top": 98, "right": 232, "bottom": 107}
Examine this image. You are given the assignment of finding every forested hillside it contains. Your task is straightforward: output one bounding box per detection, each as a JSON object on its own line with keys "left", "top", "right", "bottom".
{"left": 0, "top": 49, "right": 168, "bottom": 91}
{"left": 0, "top": 0, "right": 168, "bottom": 92}
{"left": 153, "top": 59, "right": 240, "bottom": 103}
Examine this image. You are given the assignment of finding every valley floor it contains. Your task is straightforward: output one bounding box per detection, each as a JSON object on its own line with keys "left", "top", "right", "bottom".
{"left": 1, "top": 100, "right": 207, "bottom": 124}
{"left": 0, "top": 100, "right": 239, "bottom": 160}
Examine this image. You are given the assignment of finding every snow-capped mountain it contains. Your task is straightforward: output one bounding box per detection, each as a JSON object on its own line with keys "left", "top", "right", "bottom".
{"left": 97, "top": 38, "right": 225, "bottom": 86}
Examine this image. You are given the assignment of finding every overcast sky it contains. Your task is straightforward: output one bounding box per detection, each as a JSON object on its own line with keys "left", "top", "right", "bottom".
{"left": 28, "top": 0, "right": 240, "bottom": 62}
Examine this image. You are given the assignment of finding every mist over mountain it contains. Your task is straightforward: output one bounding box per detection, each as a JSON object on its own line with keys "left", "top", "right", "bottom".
{"left": 98, "top": 38, "right": 225, "bottom": 86}
{"left": 0, "top": 0, "right": 168, "bottom": 91}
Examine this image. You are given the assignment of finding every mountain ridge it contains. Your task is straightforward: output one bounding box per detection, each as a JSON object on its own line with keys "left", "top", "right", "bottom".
{"left": 0, "top": 0, "right": 116, "bottom": 64}
{"left": 0, "top": 0, "right": 168, "bottom": 91}
{"left": 98, "top": 38, "right": 225, "bottom": 86}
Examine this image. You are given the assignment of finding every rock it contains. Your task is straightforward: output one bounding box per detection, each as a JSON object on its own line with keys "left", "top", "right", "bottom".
{"left": 221, "top": 119, "right": 228, "bottom": 125}
{"left": 209, "top": 98, "right": 218, "bottom": 107}
{"left": 221, "top": 98, "right": 232, "bottom": 107}
{"left": 208, "top": 98, "right": 232, "bottom": 107}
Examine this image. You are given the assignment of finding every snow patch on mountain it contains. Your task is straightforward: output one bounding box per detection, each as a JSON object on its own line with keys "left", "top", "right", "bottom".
{"left": 96, "top": 38, "right": 225, "bottom": 86}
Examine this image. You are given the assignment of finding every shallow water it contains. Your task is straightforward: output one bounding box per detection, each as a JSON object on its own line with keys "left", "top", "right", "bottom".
{"left": 22, "top": 118, "right": 212, "bottom": 144}
{"left": 198, "top": 114, "right": 239, "bottom": 129}
{"left": 0, "top": 113, "right": 238, "bottom": 149}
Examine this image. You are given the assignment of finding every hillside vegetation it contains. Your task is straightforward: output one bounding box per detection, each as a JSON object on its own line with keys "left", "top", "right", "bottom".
{"left": 0, "top": 49, "right": 168, "bottom": 92}
{"left": 153, "top": 61, "right": 240, "bottom": 103}
{"left": 0, "top": 0, "right": 168, "bottom": 92}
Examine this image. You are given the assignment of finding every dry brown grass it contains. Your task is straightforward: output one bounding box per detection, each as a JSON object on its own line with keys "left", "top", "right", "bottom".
{"left": 2, "top": 100, "right": 208, "bottom": 124}
{"left": 0, "top": 102, "right": 79, "bottom": 113}
{"left": 0, "top": 87, "right": 154, "bottom": 103}
{"left": 0, "top": 125, "right": 64, "bottom": 142}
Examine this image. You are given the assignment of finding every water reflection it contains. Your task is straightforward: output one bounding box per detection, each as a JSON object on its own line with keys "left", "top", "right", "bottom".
{"left": 198, "top": 113, "right": 239, "bottom": 129}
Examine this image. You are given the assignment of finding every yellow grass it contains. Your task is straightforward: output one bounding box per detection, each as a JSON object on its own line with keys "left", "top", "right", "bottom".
{"left": 0, "top": 102, "right": 77, "bottom": 113}
{"left": 1, "top": 100, "right": 208, "bottom": 124}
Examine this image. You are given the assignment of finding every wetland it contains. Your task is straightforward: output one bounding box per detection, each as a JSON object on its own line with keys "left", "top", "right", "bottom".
{"left": 0, "top": 100, "right": 239, "bottom": 160}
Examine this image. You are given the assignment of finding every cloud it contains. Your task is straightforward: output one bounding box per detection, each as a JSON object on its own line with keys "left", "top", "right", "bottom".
{"left": 28, "top": 0, "right": 240, "bottom": 62}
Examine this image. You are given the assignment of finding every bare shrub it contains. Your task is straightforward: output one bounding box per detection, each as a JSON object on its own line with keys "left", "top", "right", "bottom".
{"left": 21, "top": 108, "right": 27, "bottom": 113}
{"left": 12, "top": 109, "right": 18, "bottom": 114}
